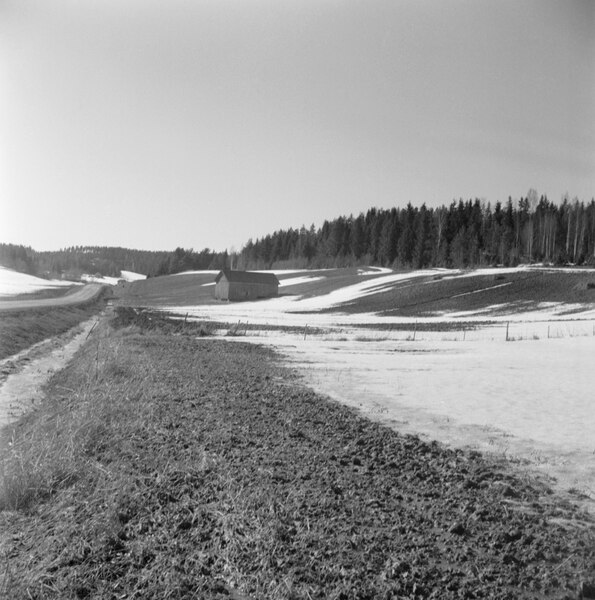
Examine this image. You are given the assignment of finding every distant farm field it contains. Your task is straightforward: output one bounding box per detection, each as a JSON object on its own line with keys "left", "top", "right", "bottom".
{"left": 115, "top": 267, "right": 392, "bottom": 308}
{"left": 116, "top": 266, "right": 595, "bottom": 323}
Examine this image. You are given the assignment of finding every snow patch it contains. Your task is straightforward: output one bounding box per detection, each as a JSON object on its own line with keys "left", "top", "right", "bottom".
{"left": 0, "top": 266, "right": 75, "bottom": 297}
{"left": 357, "top": 267, "right": 393, "bottom": 275}
{"left": 279, "top": 275, "right": 326, "bottom": 287}
{"left": 449, "top": 281, "right": 513, "bottom": 299}
{"left": 81, "top": 270, "right": 146, "bottom": 285}
{"left": 255, "top": 269, "right": 312, "bottom": 275}
{"left": 81, "top": 274, "right": 121, "bottom": 285}
{"left": 171, "top": 270, "right": 219, "bottom": 276}
{"left": 277, "top": 269, "right": 443, "bottom": 311}
{"left": 120, "top": 270, "right": 146, "bottom": 282}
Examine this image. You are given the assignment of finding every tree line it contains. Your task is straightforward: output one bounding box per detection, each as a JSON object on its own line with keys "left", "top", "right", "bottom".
{"left": 0, "top": 244, "right": 228, "bottom": 279}
{"left": 2, "top": 191, "right": 595, "bottom": 279}
{"left": 237, "top": 192, "right": 595, "bottom": 270}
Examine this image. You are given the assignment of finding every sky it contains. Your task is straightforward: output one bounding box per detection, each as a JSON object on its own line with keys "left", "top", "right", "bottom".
{"left": 1, "top": 0, "right": 594, "bottom": 253}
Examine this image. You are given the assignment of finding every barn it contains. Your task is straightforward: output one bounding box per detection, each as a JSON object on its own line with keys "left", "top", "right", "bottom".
{"left": 214, "top": 270, "right": 280, "bottom": 301}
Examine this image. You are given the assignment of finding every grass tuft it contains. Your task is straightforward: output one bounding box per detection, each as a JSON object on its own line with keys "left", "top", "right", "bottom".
{"left": 226, "top": 322, "right": 248, "bottom": 337}
{"left": 112, "top": 306, "right": 215, "bottom": 336}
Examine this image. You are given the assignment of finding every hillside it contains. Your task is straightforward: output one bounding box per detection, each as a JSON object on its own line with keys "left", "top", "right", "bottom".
{"left": 0, "top": 266, "right": 76, "bottom": 298}
{"left": 0, "top": 244, "right": 227, "bottom": 281}
{"left": 333, "top": 269, "right": 595, "bottom": 318}
{"left": 116, "top": 266, "right": 595, "bottom": 323}
{"left": 115, "top": 268, "right": 391, "bottom": 308}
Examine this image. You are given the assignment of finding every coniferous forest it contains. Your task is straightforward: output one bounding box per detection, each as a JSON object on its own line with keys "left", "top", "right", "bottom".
{"left": 238, "top": 192, "right": 595, "bottom": 270}
{"left": 2, "top": 191, "right": 595, "bottom": 279}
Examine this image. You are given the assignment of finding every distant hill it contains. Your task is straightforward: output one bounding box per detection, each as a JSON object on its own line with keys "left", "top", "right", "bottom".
{"left": 0, "top": 244, "right": 228, "bottom": 280}
{"left": 0, "top": 265, "right": 75, "bottom": 297}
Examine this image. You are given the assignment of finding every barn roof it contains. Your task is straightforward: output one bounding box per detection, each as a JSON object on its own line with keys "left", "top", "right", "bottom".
{"left": 215, "top": 270, "right": 280, "bottom": 286}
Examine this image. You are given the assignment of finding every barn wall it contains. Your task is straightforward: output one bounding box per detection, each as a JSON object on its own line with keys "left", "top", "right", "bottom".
{"left": 214, "top": 280, "right": 230, "bottom": 300}
{"left": 214, "top": 274, "right": 279, "bottom": 301}
{"left": 228, "top": 282, "right": 278, "bottom": 301}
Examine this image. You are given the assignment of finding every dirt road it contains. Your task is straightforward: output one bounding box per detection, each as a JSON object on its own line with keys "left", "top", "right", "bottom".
{"left": 0, "top": 283, "right": 106, "bottom": 312}
{"left": 0, "top": 316, "right": 99, "bottom": 427}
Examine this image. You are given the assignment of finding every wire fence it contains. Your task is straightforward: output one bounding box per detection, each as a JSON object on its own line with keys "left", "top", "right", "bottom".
{"left": 321, "top": 319, "right": 595, "bottom": 343}
{"left": 239, "top": 319, "right": 595, "bottom": 344}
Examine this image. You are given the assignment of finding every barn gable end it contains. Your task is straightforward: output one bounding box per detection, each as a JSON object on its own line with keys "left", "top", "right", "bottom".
{"left": 214, "top": 270, "right": 279, "bottom": 301}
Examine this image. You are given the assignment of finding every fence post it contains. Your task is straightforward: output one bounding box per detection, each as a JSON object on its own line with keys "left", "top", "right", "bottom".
{"left": 95, "top": 339, "right": 100, "bottom": 379}
{"left": 413, "top": 321, "right": 417, "bottom": 341}
{"left": 506, "top": 322, "right": 510, "bottom": 341}
{"left": 304, "top": 325, "right": 308, "bottom": 341}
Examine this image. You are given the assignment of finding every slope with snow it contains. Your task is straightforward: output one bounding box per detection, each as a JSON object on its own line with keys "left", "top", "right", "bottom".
{"left": 120, "top": 270, "right": 146, "bottom": 282}
{"left": 0, "top": 266, "right": 75, "bottom": 297}
{"left": 163, "top": 266, "right": 595, "bottom": 330}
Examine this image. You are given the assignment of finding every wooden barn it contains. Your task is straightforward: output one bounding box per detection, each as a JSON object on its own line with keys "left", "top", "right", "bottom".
{"left": 214, "top": 270, "right": 279, "bottom": 301}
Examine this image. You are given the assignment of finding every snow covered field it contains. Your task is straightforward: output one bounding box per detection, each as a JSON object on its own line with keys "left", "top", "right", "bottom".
{"left": 0, "top": 266, "right": 75, "bottom": 297}
{"left": 164, "top": 266, "right": 595, "bottom": 503}
{"left": 229, "top": 331, "right": 595, "bottom": 501}
{"left": 0, "top": 266, "right": 146, "bottom": 297}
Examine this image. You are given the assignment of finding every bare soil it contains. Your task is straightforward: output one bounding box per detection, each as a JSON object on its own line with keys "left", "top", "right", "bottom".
{"left": 1, "top": 314, "right": 593, "bottom": 599}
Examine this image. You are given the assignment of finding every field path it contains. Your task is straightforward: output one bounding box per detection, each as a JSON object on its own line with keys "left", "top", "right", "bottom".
{"left": 0, "top": 316, "right": 99, "bottom": 428}
{"left": 0, "top": 283, "right": 105, "bottom": 312}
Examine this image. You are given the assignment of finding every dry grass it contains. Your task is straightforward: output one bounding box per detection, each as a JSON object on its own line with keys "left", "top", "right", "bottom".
{"left": 0, "top": 324, "right": 146, "bottom": 511}
{"left": 0, "top": 322, "right": 160, "bottom": 595}
{"left": 0, "top": 319, "right": 233, "bottom": 598}
{"left": 353, "top": 335, "right": 390, "bottom": 342}
{"left": 226, "top": 322, "right": 249, "bottom": 337}
{"left": 0, "top": 296, "right": 107, "bottom": 360}
{"left": 112, "top": 305, "right": 215, "bottom": 336}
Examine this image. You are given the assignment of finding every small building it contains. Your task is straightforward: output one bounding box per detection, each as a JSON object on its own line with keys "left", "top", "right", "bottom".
{"left": 214, "top": 269, "right": 279, "bottom": 301}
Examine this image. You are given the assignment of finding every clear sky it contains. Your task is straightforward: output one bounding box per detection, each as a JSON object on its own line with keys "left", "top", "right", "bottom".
{"left": 1, "top": 0, "right": 594, "bottom": 253}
